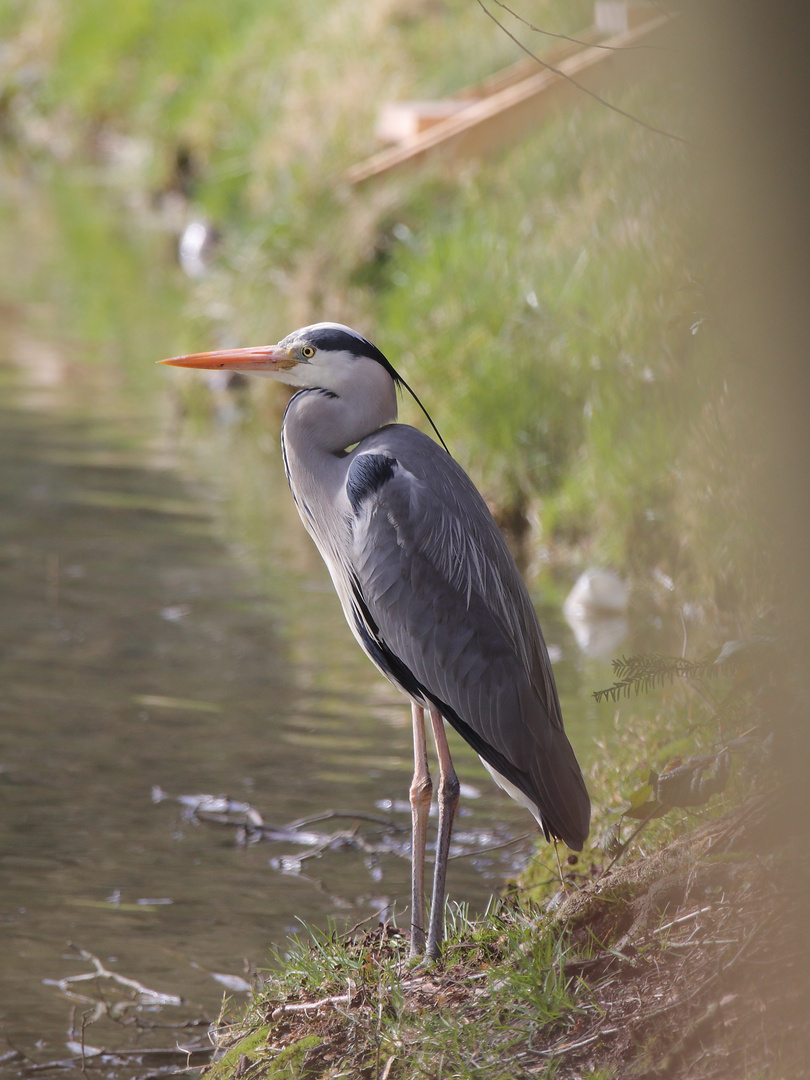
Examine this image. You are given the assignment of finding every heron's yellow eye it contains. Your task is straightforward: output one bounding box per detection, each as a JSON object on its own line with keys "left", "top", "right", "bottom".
{"left": 301, "top": 345, "right": 315, "bottom": 359}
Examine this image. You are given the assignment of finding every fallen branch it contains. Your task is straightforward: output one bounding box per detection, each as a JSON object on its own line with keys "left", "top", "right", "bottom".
{"left": 271, "top": 991, "right": 353, "bottom": 1021}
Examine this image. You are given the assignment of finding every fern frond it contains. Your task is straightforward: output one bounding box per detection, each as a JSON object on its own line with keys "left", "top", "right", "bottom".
{"left": 593, "top": 652, "right": 724, "bottom": 704}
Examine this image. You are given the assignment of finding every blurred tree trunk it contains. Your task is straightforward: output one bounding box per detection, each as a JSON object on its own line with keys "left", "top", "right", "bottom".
{"left": 690, "top": 0, "right": 810, "bottom": 1057}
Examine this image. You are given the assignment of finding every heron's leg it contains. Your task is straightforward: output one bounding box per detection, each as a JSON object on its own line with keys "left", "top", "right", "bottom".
{"left": 409, "top": 702, "right": 432, "bottom": 957}
{"left": 426, "top": 707, "right": 460, "bottom": 960}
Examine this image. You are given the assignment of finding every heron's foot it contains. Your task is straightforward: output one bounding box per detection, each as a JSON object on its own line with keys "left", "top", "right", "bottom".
{"left": 406, "top": 928, "right": 443, "bottom": 969}
{"left": 407, "top": 951, "right": 439, "bottom": 972}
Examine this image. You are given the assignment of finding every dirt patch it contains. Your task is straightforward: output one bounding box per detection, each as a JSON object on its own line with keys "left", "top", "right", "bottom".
{"left": 554, "top": 808, "right": 806, "bottom": 1077}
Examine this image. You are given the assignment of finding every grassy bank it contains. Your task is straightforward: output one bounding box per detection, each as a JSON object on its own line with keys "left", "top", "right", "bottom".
{"left": 203, "top": 797, "right": 791, "bottom": 1080}
{"left": 198, "top": 650, "right": 787, "bottom": 1079}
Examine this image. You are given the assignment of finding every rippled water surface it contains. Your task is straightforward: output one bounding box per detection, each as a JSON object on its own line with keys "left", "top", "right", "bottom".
{"left": 0, "top": 166, "right": 614, "bottom": 1072}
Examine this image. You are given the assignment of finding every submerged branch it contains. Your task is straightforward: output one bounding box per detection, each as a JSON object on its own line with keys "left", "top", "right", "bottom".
{"left": 44, "top": 944, "right": 183, "bottom": 1009}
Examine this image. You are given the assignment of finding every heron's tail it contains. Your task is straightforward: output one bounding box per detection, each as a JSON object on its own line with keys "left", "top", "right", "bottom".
{"left": 481, "top": 740, "right": 590, "bottom": 851}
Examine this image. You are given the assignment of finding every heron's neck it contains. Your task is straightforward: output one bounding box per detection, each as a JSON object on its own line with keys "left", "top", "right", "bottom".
{"left": 284, "top": 366, "right": 397, "bottom": 450}
{"left": 280, "top": 369, "right": 398, "bottom": 498}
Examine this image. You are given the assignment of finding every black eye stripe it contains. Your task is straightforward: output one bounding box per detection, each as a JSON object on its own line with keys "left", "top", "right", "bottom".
{"left": 304, "top": 327, "right": 391, "bottom": 367}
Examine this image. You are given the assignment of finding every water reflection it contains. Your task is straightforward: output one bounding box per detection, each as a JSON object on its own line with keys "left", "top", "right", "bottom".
{"left": 563, "top": 567, "right": 630, "bottom": 659}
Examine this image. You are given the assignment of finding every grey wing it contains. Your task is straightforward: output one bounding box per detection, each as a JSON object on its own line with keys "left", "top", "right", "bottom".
{"left": 344, "top": 430, "right": 590, "bottom": 849}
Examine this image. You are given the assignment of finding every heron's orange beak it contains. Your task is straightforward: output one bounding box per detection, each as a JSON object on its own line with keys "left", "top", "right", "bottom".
{"left": 158, "top": 345, "right": 296, "bottom": 372}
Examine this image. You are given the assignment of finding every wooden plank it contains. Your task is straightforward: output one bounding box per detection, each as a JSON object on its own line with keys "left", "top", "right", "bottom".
{"left": 347, "top": 13, "right": 673, "bottom": 186}
{"left": 376, "top": 101, "right": 472, "bottom": 144}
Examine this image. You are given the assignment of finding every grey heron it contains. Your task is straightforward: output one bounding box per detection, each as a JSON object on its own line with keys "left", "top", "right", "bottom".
{"left": 160, "top": 322, "right": 590, "bottom": 959}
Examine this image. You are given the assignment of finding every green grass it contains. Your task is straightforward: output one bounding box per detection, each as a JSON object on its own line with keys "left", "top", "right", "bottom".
{"left": 217, "top": 900, "right": 583, "bottom": 1080}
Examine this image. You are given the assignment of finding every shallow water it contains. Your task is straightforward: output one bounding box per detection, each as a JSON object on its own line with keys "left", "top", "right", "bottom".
{"left": 0, "top": 164, "right": 619, "bottom": 1072}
